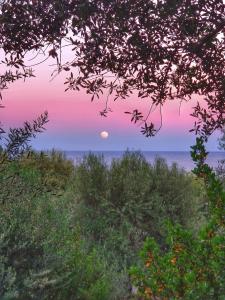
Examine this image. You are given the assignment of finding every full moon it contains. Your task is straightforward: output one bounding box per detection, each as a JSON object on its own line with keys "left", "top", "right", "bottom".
{"left": 100, "top": 131, "right": 109, "bottom": 139}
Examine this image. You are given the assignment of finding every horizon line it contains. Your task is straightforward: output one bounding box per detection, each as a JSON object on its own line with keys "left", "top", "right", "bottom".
{"left": 35, "top": 149, "right": 224, "bottom": 153}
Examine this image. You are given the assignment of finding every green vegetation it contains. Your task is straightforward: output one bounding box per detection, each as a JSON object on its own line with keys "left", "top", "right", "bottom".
{"left": 0, "top": 151, "right": 112, "bottom": 299}
{"left": 130, "top": 138, "right": 225, "bottom": 299}
{"left": 217, "top": 128, "right": 225, "bottom": 185}
{"left": 0, "top": 149, "right": 209, "bottom": 299}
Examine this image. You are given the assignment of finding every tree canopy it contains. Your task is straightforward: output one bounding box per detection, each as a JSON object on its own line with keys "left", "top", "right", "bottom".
{"left": 0, "top": 0, "right": 224, "bottom": 138}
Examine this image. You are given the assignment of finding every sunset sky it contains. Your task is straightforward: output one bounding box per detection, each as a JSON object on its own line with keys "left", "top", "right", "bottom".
{"left": 0, "top": 57, "right": 220, "bottom": 151}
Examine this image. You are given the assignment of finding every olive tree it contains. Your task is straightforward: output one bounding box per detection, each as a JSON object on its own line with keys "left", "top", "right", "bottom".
{"left": 0, "top": 0, "right": 224, "bottom": 138}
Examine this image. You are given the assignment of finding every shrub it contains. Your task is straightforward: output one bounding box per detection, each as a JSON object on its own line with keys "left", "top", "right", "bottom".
{"left": 20, "top": 150, "right": 75, "bottom": 191}
{"left": 108, "top": 151, "right": 152, "bottom": 227}
{"left": 74, "top": 151, "right": 206, "bottom": 282}
{"left": 0, "top": 148, "right": 212, "bottom": 299}
{"left": 0, "top": 153, "right": 113, "bottom": 300}
{"left": 107, "top": 152, "right": 206, "bottom": 243}
{"left": 217, "top": 129, "right": 225, "bottom": 185}
{"left": 74, "top": 153, "right": 108, "bottom": 207}
{"left": 130, "top": 138, "right": 225, "bottom": 299}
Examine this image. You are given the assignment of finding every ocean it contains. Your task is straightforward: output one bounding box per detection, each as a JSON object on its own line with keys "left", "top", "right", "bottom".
{"left": 64, "top": 151, "right": 224, "bottom": 172}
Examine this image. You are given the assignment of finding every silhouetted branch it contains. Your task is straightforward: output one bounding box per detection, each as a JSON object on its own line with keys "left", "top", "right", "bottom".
{"left": 4, "top": 112, "right": 48, "bottom": 159}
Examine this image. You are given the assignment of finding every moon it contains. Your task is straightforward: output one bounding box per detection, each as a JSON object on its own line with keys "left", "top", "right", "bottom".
{"left": 100, "top": 131, "right": 109, "bottom": 139}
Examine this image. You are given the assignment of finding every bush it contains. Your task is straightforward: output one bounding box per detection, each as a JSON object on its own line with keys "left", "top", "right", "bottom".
{"left": 108, "top": 152, "right": 152, "bottom": 227}
{"left": 75, "top": 151, "right": 205, "bottom": 243}
{"left": 74, "top": 153, "right": 108, "bottom": 207}
{"left": 0, "top": 153, "right": 114, "bottom": 300}
{"left": 0, "top": 148, "right": 211, "bottom": 299}
{"left": 130, "top": 223, "right": 225, "bottom": 299}
{"left": 110, "top": 153, "right": 205, "bottom": 237}
{"left": 130, "top": 138, "right": 225, "bottom": 300}
{"left": 19, "top": 150, "right": 75, "bottom": 191}
{"left": 217, "top": 129, "right": 225, "bottom": 185}
{"left": 74, "top": 151, "right": 206, "bottom": 272}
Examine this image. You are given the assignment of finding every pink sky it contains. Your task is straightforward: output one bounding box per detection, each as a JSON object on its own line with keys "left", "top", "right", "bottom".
{"left": 0, "top": 59, "right": 220, "bottom": 151}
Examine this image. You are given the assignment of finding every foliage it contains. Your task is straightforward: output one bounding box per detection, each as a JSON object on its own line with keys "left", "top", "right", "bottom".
{"left": 4, "top": 112, "right": 48, "bottom": 159}
{"left": 73, "top": 150, "right": 206, "bottom": 282}
{"left": 19, "top": 149, "right": 75, "bottom": 191}
{"left": 218, "top": 128, "right": 225, "bottom": 151}
{"left": 0, "top": 112, "right": 48, "bottom": 162}
{"left": 75, "top": 153, "right": 108, "bottom": 207}
{"left": 217, "top": 128, "right": 225, "bottom": 183}
{"left": 130, "top": 138, "right": 225, "bottom": 299}
{"left": 76, "top": 151, "right": 206, "bottom": 234}
{"left": 131, "top": 224, "right": 225, "bottom": 299}
{"left": 109, "top": 153, "right": 205, "bottom": 236}
{"left": 70, "top": 151, "right": 207, "bottom": 298}
{"left": 0, "top": 145, "right": 222, "bottom": 299}
{"left": 0, "top": 0, "right": 224, "bottom": 137}
{"left": 0, "top": 149, "right": 74, "bottom": 205}
{"left": 0, "top": 149, "right": 205, "bottom": 299}
{"left": 0, "top": 152, "right": 114, "bottom": 300}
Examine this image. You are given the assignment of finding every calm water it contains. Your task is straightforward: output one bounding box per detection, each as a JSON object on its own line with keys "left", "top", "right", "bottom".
{"left": 64, "top": 151, "right": 224, "bottom": 171}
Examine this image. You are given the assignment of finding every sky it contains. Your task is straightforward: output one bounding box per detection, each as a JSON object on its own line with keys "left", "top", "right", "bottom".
{"left": 0, "top": 56, "right": 221, "bottom": 151}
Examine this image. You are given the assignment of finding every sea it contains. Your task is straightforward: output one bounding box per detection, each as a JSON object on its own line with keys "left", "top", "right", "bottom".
{"left": 64, "top": 151, "right": 224, "bottom": 172}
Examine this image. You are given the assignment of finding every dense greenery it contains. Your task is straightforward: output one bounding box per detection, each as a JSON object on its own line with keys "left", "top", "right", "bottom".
{"left": 0, "top": 150, "right": 207, "bottom": 299}
{"left": 0, "top": 151, "right": 113, "bottom": 299}
{"left": 75, "top": 152, "right": 206, "bottom": 246}
{"left": 130, "top": 138, "right": 225, "bottom": 299}
{"left": 217, "top": 128, "right": 225, "bottom": 184}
